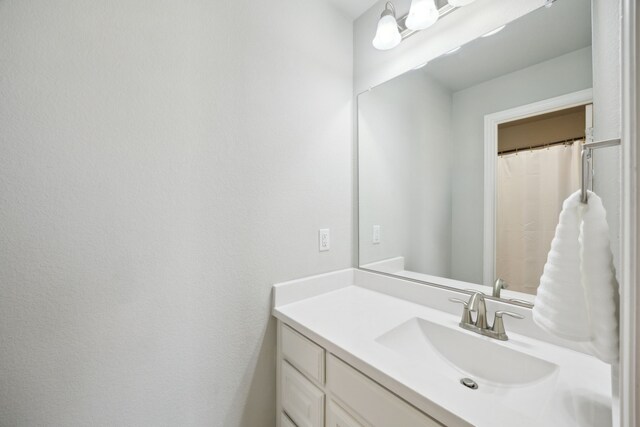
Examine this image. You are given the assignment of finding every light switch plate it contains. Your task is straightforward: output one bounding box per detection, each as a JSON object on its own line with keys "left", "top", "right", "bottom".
{"left": 373, "top": 225, "right": 381, "bottom": 244}
{"left": 319, "top": 229, "right": 330, "bottom": 252}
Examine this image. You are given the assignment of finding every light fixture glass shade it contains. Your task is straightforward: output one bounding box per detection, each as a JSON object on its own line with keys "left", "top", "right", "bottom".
{"left": 481, "top": 25, "right": 506, "bottom": 38}
{"left": 445, "top": 46, "right": 461, "bottom": 55}
{"left": 372, "top": 14, "right": 401, "bottom": 50}
{"left": 406, "top": 0, "right": 439, "bottom": 31}
{"left": 448, "top": 0, "right": 476, "bottom": 6}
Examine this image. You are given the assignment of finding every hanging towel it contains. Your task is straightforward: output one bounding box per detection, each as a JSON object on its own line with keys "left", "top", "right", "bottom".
{"left": 533, "top": 191, "right": 591, "bottom": 340}
{"left": 533, "top": 190, "right": 619, "bottom": 363}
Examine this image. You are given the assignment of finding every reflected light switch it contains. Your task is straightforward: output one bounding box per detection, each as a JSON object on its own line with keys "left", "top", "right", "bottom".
{"left": 373, "top": 225, "right": 381, "bottom": 244}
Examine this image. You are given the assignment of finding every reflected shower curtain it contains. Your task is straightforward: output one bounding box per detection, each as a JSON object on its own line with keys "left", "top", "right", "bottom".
{"left": 496, "top": 141, "right": 582, "bottom": 295}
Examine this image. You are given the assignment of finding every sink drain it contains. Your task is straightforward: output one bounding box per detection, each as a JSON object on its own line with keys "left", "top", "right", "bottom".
{"left": 460, "top": 378, "right": 478, "bottom": 390}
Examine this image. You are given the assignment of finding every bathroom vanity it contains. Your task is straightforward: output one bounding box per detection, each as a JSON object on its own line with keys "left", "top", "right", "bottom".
{"left": 273, "top": 1, "right": 620, "bottom": 425}
{"left": 272, "top": 269, "right": 611, "bottom": 427}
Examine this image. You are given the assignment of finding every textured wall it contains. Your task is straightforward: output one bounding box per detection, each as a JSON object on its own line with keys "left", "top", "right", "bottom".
{"left": 0, "top": 1, "right": 352, "bottom": 426}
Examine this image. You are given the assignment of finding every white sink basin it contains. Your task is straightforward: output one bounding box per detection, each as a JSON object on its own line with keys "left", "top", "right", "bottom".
{"left": 376, "top": 317, "right": 558, "bottom": 388}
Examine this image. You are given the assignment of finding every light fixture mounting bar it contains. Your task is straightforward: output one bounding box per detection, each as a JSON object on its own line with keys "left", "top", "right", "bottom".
{"left": 397, "top": 1, "right": 456, "bottom": 40}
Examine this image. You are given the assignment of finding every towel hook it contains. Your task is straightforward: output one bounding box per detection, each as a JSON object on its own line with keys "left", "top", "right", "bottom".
{"left": 580, "top": 138, "right": 622, "bottom": 204}
{"left": 580, "top": 147, "right": 591, "bottom": 203}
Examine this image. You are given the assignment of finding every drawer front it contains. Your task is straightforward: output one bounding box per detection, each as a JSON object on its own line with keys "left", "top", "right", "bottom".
{"left": 281, "top": 324, "right": 325, "bottom": 384}
{"left": 327, "top": 355, "right": 442, "bottom": 427}
{"left": 281, "top": 361, "right": 325, "bottom": 427}
{"left": 281, "top": 412, "right": 297, "bottom": 427}
{"left": 326, "top": 399, "right": 364, "bottom": 427}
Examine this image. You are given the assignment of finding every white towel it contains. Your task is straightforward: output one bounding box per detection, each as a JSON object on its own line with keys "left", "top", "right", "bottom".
{"left": 533, "top": 190, "right": 619, "bottom": 363}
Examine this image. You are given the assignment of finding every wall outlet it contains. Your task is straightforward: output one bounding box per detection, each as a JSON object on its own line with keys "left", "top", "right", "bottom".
{"left": 319, "top": 229, "right": 330, "bottom": 252}
{"left": 373, "top": 225, "right": 381, "bottom": 244}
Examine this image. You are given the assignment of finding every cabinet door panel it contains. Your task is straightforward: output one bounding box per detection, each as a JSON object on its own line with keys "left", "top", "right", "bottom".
{"left": 281, "top": 323, "right": 325, "bottom": 385}
{"left": 281, "top": 361, "right": 324, "bottom": 427}
{"left": 281, "top": 412, "right": 297, "bottom": 427}
{"left": 327, "top": 354, "right": 442, "bottom": 427}
{"left": 326, "top": 399, "right": 364, "bottom": 427}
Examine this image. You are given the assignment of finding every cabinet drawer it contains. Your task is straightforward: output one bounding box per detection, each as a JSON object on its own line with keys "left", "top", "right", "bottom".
{"left": 281, "top": 361, "right": 325, "bottom": 427}
{"left": 326, "top": 399, "right": 364, "bottom": 427}
{"left": 281, "top": 324, "right": 325, "bottom": 384}
{"left": 281, "top": 412, "right": 297, "bottom": 427}
{"left": 327, "top": 354, "right": 442, "bottom": 427}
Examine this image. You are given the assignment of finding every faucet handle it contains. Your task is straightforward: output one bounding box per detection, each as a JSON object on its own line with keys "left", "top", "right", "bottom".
{"left": 492, "top": 310, "right": 525, "bottom": 338}
{"left": 508, "top": 298, "right": 534, "bottom": 307}
{"left": 495, "top": 310, "right": 525, "bottom": 319}
{"left": 449, "top": 298, "right": 472, "bottom": 325}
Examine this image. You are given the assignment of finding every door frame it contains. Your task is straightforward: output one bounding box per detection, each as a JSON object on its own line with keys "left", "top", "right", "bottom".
{"left": 619, "top": 0, "right": 637, "bottom": 425}
{"left": 482, "top": 88, "right": 593, "bottom": 288}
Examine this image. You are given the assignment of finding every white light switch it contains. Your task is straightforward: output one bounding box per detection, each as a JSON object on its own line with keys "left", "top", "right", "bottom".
{"left": 373, "top": 225, "right": 381, "bottom": 244}
{"left": 319, "top": 229, "right": 330, "bottom": 252}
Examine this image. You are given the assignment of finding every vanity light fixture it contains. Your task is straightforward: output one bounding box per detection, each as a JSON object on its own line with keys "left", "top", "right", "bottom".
{"left": 406, "top": 0, "right": 439, "bottom": 31}
{"left": 372, "top": 2, "right": 402, "bottom": 50}
{"left": 372, "top": 0, "right": 479, "bottom": 51}
{"left": 481, "top": 25, "right": 506, "bottom": 38}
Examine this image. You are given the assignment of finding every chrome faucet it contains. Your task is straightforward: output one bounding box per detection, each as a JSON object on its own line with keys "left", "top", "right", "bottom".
{"left": 493, "top": 278, "right": 508, "bottom": 298}
{"left": 449, "top": 292, "right": 524, "bottom": 341}
{"left": 467, "top": 291, "right": 488, "bottom": 329}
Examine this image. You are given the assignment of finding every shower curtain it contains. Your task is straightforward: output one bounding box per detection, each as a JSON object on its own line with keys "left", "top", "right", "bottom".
{"left": 496, "top": 141, "right": 582, "bottom": 295}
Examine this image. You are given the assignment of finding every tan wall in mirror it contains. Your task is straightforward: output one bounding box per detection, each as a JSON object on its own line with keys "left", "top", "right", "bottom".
{"left": 497, "top": 106, "right": 586, "bottom": 153}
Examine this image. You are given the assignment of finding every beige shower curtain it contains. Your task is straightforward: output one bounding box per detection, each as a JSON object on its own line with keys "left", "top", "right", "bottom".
{"left": 496, "top": 141, "right": 582, "bottom": 295}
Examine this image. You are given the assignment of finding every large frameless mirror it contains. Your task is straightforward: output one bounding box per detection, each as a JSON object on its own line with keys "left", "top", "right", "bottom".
{"left": 357, "top": 0, "right": 595, "bottom": 304}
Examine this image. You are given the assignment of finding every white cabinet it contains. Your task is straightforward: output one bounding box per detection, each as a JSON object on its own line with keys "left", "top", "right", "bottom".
{"left": 281, "top": 361, "right": 325, "bottom": 427}
{"left": 282, "top": 412, "right": 298, "bottom": 427}
{"left": 326, "top": 399, "right": 363, "bottom": 427}
{"left": 277, "top": 321, "right": 444, "bottom": 427}
{"left": 327, "top": 354, "right": 441, "bottom": 427}
{"left": 281, "top": 324, "right": 325, "bottom": 385}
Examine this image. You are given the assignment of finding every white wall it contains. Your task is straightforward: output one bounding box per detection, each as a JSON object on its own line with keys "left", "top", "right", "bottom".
{"left": 449, "top": 47, "right": 593, "bottom": 283}
{"left": 0, "top": 1, "right": 352, "bottom": 426}
{"left": 591, "top": 0, "right": 623, "bottom": 424}
{"left": 635, "top": 0, "right": 639, "bottom": 420}
{"left": 592, "top": 0, "right": 622, "bottom": 276}
{"left": 636, "top": 0, "right": 639, "bottom": 420}
{"left": 358, "top": 71, "right": 452, "bottom": 275}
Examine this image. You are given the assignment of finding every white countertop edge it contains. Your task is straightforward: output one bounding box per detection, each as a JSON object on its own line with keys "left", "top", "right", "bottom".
{"left": 272, "top": 308, "right": 472, "bottom": 427}
{"left": 272, "top": 268, "right": 355, "bottom": 308}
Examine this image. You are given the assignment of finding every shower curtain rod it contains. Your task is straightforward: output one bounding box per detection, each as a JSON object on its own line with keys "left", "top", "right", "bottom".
{"left": 497, "top": 136, "right": 583, "bottom": 156}
{"left": 580, "top": 138, "right": 621, "bottom": 203}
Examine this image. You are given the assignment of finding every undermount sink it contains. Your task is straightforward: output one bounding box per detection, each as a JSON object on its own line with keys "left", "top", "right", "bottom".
{"left": 376, "top": 317, "right": 558, "bottom": 388}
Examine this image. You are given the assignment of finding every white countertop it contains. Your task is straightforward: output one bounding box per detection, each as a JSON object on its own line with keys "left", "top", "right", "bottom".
{"left": 272, "top": 269, "right": 612, "bottom": 427}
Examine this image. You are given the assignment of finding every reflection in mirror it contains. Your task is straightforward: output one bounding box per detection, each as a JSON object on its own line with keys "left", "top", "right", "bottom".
{"left": 357, "top": 0, "right": 592, "bottom": 302}
{"left": 495, "top": 105, "right": 589, "bottom": 295}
